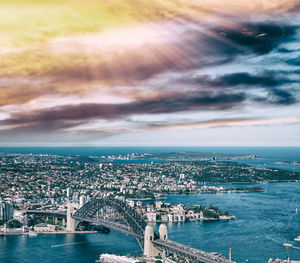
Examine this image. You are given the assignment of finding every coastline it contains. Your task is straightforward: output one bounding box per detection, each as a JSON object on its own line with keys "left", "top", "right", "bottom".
{"left": 0, "top": 231, "right": 98, "bottom": 236}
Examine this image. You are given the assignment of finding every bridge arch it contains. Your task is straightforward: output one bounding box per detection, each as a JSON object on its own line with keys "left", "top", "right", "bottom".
{"left": 72, "top": 197, "right": 147, "bottom": 248}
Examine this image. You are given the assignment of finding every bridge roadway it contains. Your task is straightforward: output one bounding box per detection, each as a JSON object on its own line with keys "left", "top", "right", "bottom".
{"left": 73, "top": 215, "right": 231, "bottom": 263}
{"left": 153, "top": 239, "right": 231, "bottom": 263}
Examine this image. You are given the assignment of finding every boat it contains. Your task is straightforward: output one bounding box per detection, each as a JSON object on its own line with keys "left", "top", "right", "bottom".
{"left": 283, "top": 243, "right": 293, "bottom": 248}
{"left": 294, "top": 236, "right": 300, "bottom": 242}
{"left": 27, "top": 232, "right": 38, "bottom": 237}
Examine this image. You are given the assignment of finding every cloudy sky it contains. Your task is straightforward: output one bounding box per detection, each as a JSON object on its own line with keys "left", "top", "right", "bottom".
{"left": 0, "top": 0, "right": 300, "bottom": 146}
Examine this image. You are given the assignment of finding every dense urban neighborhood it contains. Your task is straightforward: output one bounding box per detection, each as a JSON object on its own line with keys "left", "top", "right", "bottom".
{"left": 1, "top": 152, "right": 297, "bottom": 204}
{"left": 0, "top": 152, "right": 297, "bottom": 226}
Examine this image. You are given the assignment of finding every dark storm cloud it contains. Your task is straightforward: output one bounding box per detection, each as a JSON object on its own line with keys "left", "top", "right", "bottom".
{"left": 181, "top": 71, "right": 298, "bottom": 105}
{"left": 188, "top": 72, "right": 295, "bottom": 87}
{"left": 213, "top": 23, "right": 297, "bottom": 54}
{"left": 269, "top": 88, "right": 296, "bottom": 105}
{"left": 0, "top": 91, "right": 246, "bottom": 129}
{"left": 286, "top": 57, "right": 300, "bottom": 66}
{"left": 252, "top": 87, "right": 296, "bottom": 105}
{"left": 277, "top": 47, "right": 295, "bottom": 53}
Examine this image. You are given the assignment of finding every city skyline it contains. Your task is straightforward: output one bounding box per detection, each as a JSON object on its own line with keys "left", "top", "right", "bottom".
{"left": 0, "top": 0, "right": 300, "bottom": 146}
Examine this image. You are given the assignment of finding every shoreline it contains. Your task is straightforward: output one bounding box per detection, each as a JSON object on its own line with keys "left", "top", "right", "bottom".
{"left": 0, "top": 231, "right": 98, "bottom": 236}
{"left": 124, "top": 181, "right": 300, "bottom": 201}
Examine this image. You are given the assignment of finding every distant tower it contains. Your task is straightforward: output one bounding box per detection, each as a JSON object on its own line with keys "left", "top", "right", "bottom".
{"left": 229, "top": 247, "right": 232, "bottom": 262}
{"left": 66, "top": 203, "right": 76, "bottom": 232}
{"left": 144, "top": 225, "right": 159, "bottom": 258}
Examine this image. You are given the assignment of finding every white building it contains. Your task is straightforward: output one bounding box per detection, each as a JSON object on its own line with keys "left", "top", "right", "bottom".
{"left": 66, "top": 187, "right": 72, "bottom": 198}
{"left": 155, "top": 201, "right": 163, "bottom": 209}
{"left": 79, "top": 195, "right": 86, "bottom": 206}
{"left": 129, "top": 200, "right": 135, "bottom": 207}
{"left": 147, "top": 212, "right": 157, "bottom": 222}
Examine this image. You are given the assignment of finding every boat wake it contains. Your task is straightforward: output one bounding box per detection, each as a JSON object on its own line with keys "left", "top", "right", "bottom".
{"left": 51, "top": 242, "right": 87, "bottom": 247}
{"left": 292, "top": 246, "right": 300, "bottom": 250}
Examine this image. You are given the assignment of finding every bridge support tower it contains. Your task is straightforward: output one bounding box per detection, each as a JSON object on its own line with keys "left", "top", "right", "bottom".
{"left": 159, "top": 224, "right": 168, "bottom": 258}
{"left": 66, "top": 203, "right": 77, "bottom": 232}
{"left": 144, "top": 225, "right": 160, "bottom": 258}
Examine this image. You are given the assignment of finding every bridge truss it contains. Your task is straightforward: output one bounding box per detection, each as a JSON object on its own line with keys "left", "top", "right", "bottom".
{"left": 72, "top": 198, "right": 147, "bottom": 248}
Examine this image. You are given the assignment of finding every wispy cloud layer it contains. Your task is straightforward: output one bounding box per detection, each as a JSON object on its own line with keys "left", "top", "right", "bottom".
{"left": 0, "top": 0, "right": 299, "bottom": 145}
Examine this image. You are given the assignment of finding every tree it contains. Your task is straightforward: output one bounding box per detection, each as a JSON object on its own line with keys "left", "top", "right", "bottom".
{"left": 202, "top": 209, "right": 219, "bottom": 219}
{"left": 7, "top": 219, "right": 22, "bottom": 228}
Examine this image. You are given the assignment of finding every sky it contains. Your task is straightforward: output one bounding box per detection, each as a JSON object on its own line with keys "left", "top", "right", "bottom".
{"left": 0, "top": 0, "right": 300, "bottom": 146}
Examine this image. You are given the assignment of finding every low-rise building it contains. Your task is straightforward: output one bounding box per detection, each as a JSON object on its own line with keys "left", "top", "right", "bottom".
{"left": 147, "top": 212, "right": 157, "bottom": 222}
{"left": 34, "top": 223, "right": 56, "bottom": 232}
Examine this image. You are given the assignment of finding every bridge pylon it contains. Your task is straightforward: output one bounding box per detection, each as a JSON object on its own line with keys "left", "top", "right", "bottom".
{"left": 158, "top": 224, "right": 168, "bottom": 258}
{"left": 144, "top": 224, "right": 160, "bottom": 258}
{"left": 159, "top": 224, "right": 168, "bottom": 240}
{"left": 66, "top": 203, "right": 77, "bottom": 232}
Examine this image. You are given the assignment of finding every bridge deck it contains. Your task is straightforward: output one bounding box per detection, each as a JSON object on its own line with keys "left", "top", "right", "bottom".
{"left": 153, "top": 239, "right": 232, "bottom": 263}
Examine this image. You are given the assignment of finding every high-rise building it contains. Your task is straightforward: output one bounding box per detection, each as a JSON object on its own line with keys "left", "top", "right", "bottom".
{"left": 0, "top": 202, "right": 14, "bottom": 223}
{"left": 72, "top": 192, "right": 79, "bottom": 202}
{"left": 86, "top": 195, "right": 91, "bottom": 202}
{"left": 79, "top": 195, "right": 86, "bottom": 206}
{"left": 66, "top": 187, "right": 72, "bottom": 198}
{"left": 129, "top": 200, "right": 135, "bottom": 207}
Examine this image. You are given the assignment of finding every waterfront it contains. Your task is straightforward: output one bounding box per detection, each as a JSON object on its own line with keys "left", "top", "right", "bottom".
{"left": 1, "top": 146, "right": 299, "bottom": 172}
{"left": 1, "top": 182, "right": 300, "bottom": 263}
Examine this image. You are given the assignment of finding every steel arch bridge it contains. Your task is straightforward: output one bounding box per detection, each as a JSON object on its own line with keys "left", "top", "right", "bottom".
{"left": 24, "top": 198, "right": 232, "bottom": 263}
{"left": 72, "top": 197, "right": 147, "bottom": 248}
{"left": 71, "top": 198, "right": 232, "bottom": 263}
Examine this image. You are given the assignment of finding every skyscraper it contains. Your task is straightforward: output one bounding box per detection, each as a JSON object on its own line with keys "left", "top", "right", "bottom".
{"left": 67, "top": 187, "right": 72, "bottom": 198}
{"left": 0, "top": 202, "right": 14, "bottom": 223}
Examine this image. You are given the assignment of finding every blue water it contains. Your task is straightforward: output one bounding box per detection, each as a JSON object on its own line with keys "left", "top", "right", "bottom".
{"left": 165, "top": 182, "right": 300, "bottom": 262}
{"left": 1, "top": 146, "right": 300, "bottom": 171}
{"left": 0, "top": 231, "right": 140, "bottom": 263}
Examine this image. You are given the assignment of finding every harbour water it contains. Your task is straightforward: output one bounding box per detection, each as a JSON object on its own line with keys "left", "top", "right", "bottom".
{"left": 0, "top": 147, "right": 300, "bottom": 262}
